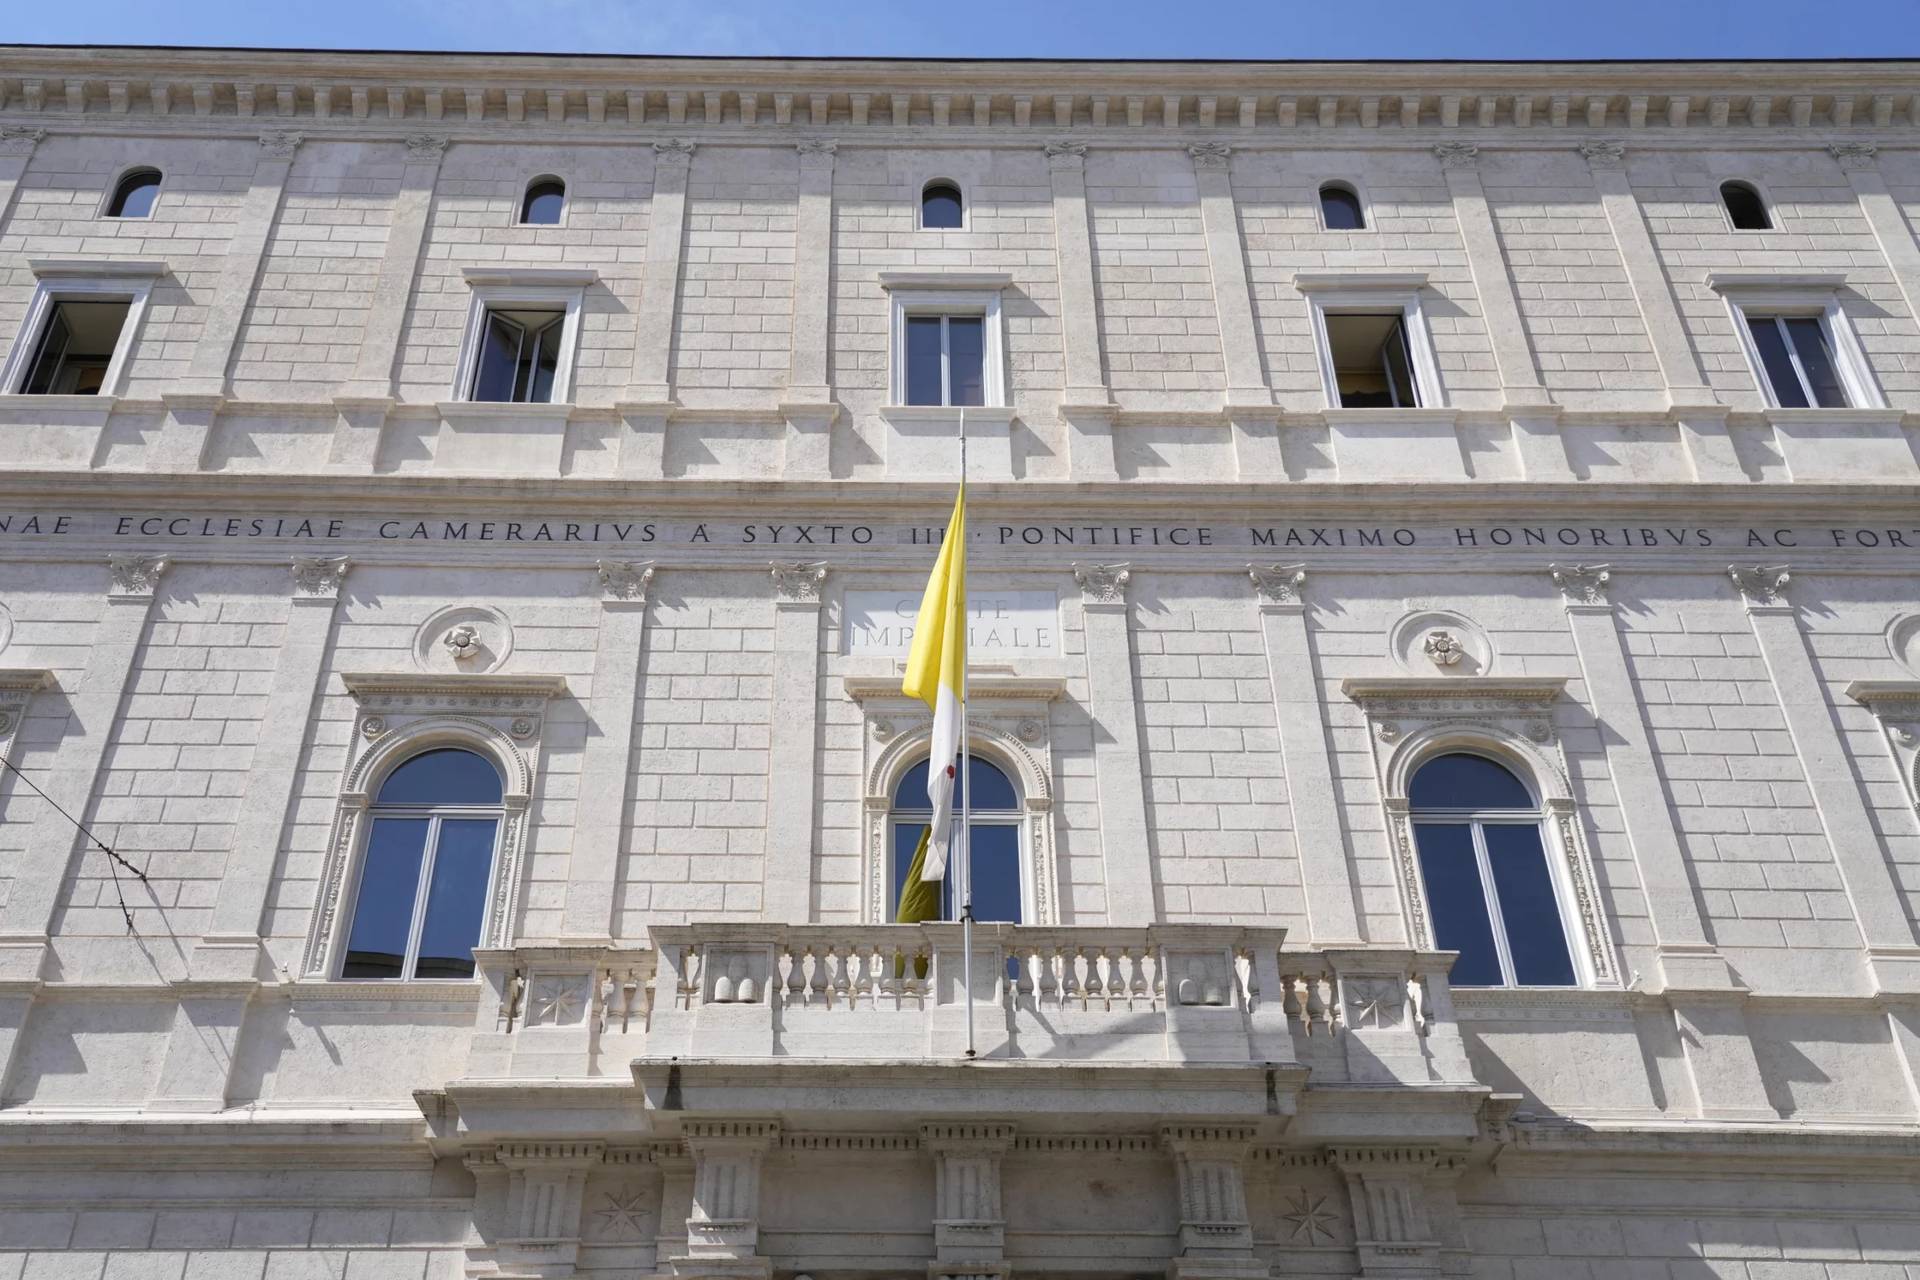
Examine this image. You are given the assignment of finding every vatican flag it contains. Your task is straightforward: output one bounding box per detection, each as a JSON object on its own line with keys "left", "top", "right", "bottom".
{"left": 900, "top": 484, "right": 967, "bottom": 883}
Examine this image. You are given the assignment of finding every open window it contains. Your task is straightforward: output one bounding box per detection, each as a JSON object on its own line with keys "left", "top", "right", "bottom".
{"left": 452, "top": 268, "right": 593, "bottom": 405}
{"left": 890, "top": 755, "right": 1022, "bottom": 923}
{"left": 921, "top": 180, "right": 963, "bottom": 230}
{"left": 104, "top": 168, "right": 162, "bottom": 219}
{"left": 1318, "top": 181, "right": 1366, "bottom": 230}
{"left": 519, "top": 176, "right": 566, "bottom": 226}
{"left": 1326, "top": 312, "right": 1420, "bottom": 408}
{"left": 1720, "top": 180, "right": 1772, "bottom": 231}
{"left": 1298, "top": 273, "right": 1443, "bottom": 411}
{"left": 1, "top": 266, "right": 160, "bottom": 398}
{"left": 1408, "top": 752, "right": 1576, "bottom": 988}
{"left": 342, "top": 747, "right": 504, "bottom": 980}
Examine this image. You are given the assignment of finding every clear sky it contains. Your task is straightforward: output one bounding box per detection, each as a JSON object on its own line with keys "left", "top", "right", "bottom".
{"left": 7, "top": 0, "right": 1920, "bottom": 61}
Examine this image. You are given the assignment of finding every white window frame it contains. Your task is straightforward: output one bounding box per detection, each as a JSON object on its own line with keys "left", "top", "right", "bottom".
{"left": 515, "top": 173, "right": 569, "bottom": 228}
{"left": 100, "top": 166, "right": 163, "bottom": 220}
{"left": 1314, "top": 178, "right": 1372, "bottom": 233}
{"left": 1294, "top": 273, "right": 1445, "bottom": 411}
{"left": 1709, "top": 275, "right": 1884, "bottom": 410}
{"left": 339, "top": 780, "right": 506, "bottom": 981}
{"left": 452, "top": 267, "right": 594, "bottom": 405}
{"left": 1716, "top": 177, "right": 1777, "bottom": 234}
{"left": 1408, "top": 784, "right": 1580, "bottom": 989}
{"left": 917, "top": 177, "right": 967, "bottom": 231}
{"left": 0, "top": 264, "right": 162, "bottom": 398}
{"left": 881, "top": 274, "right": 1008, "bottom": 409}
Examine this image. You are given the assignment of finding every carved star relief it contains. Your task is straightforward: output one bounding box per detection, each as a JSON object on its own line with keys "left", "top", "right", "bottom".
{"left": 1278, "top": 1188, "right": 1339, "bottom": 1244}
{"left": 592, "top": 1188, "right": 651, "bottom": 1240}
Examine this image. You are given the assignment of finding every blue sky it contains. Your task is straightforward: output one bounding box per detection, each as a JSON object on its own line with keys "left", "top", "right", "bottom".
{"left": 6, "top": 0, "right": 1920, "bottom": 60}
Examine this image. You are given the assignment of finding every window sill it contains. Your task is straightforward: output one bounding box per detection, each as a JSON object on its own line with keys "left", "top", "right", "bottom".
{"left": 1762, "top": 406, "right": 1898, "bottom": 422}
{"left": 437, "top": 400, "right": 576, "bottom": 420}
{"left": 1319, "top": 406, "right": 1456, "bottom": 424}
{"left": 880, "top": 404, "right": 1013, "bottom": 426}
{"left": 0, "top": 393, "right": 119, "bottom": 412}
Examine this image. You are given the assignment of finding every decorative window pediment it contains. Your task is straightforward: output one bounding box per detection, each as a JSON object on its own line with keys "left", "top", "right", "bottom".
{"left": 844, "top": 674, "right": 1064, "bottom": 925}
{"left": 1343, "top": 675, "right": 1618, "bottom": 988}
{"left": 301, "top": 671, "right": 568, "bottom": 980}
{"left": 1847, "top": 681, "right": 1920, "bottom": 812}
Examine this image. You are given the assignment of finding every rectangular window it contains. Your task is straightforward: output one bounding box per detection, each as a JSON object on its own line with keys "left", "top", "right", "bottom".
{"left": 1744, "top": 314, "right": 1849, "bottom": 408}
{"left": 19, "top": 299, "right": 130, "bottom": 396}
{"left": 1327, "top": 312, "right": 1420, "bottom": 408}
{"left": 904, "top": 314, "right": 986, "bottom": 407}
{"left": 470, "top": 307, "right": 564, "bottom": 403}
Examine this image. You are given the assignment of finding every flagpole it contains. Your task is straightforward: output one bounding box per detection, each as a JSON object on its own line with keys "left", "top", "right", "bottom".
{"left": 958, "top": 407, "right": 974, "bottom": 1060}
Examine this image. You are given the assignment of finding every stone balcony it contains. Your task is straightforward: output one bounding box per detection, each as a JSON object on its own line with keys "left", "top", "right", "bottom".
{"left": 437, "top": 924, "right": 1486, "bottom": 1151}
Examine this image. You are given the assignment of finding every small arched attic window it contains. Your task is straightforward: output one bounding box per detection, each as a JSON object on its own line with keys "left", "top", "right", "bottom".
{"left": 1720, "top": 180, "right": 1771, "bottom": 231}
{"left": 520, "top": 176, "right": 566, "bottom": 226}
{"left": 921, "top": 180, "right": 963, "bottom": 230}
{"left": 1319, "top": 182, "right": 1365, "bottom": 231}
{"left": 105, "top": 168, "right": 162, "bottom": 219}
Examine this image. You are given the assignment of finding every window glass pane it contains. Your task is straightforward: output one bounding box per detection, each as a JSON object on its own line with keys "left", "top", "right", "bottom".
{"left": 1413, "top": 822, "right": 1503, "bottom": 986}
{"left": 414, "top": 818, "right": 497, "bottom": 979}
{"left": 522, "top": 181, "right": 565, "bottom": 225}
{"left": 342, "top": 817, "right": 430, "bottom": 978}
{"left": 922, "top": 184, "right": 963, "bottom": 229}
{"left": 1783, "top": 317, "right": 1848, "bottom": 408}
{"left": 906, "top": 316, "right": 944, "bottom": 405}
{"left": 1483, "top": 824, "right": 1577, "bottom": 986}
{"left": 1408, "top": 753, "right": 1533, "bottom": 810}
{"left": 526, "top": 315, "right": 563, "bottom": 403}
{"left": 1320, "top": 185, "right": 1365, "bottom": 230}
{"left": 473, "top": 312, "right": 523, "bottom": 402}
{"left": 107, "top": 171, "right": 160, "bottom": 219}
{"left": 1746, "top": 317, "right": 1807, "bottom": 408}
{"left": 1721, "top": 182, "right": 1770, "bottom": 231}
{"left": 1381, "top": 317, "right": 1419, "bottom": 408}
{"left": 968, "top": 823, "right": 1022, "bottom": 923}
{"left": 893, "top": 756, "right": 1018, "bottom": 811}
{"left": 21, "top": 308, "right": 73, "bottom": 395}
{"left": 377, "top": 748, "right": 504, "bottom": 806}
{"left": 948, "top": 317, "right": 985, "bottom": 406}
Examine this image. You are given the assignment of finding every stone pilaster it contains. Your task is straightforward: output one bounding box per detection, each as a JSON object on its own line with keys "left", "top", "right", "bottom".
{"left": 1187, "top": 144, "right": 1269, "bottom": 410}
{"left": 494, "top": 1140, "right": 606, "bottom": 1278}
{"left": 762, "top": 563, "right": 827, "bottom": 923}
{"left": 1045, "top": 139, "right": 1122, "bottom": 487}
{"left": 783, "top": 139, "right": 838, "bottom": 479}
{"left": 628, "top": 140, "right": 695, "bottom": 406}
{"left": 560, "top": 561, "right": 656, "bottom": 942}
{"left": 1328, "top": 1146, "right": 1468, "bottom": 1280}
{"left": 152, "top": 130, "right": 303, "bottom": 472}
{"left": 1577, "top": 141, "right": 1740, "bottom": 482}
{"left": 1073, "top": 563, "right": 1157, "bottom": 926}
{"left": 0, "top": 126, "right": 47, "bottom": 235}
{"left": 1548, "top": 562, "right": 1733, "bottom": 993}
{"left": 1162, "top": 1125, "right": 1264, "bottom": 1280}
{"left": 1433, "top": 143, "right": 1569, "bottom": 480}
{"left": 1830, "top": 144, "right": 1920, "bottom": 359}
{"left": 671, "top": 1120, "right": 780, "bottom": 1279}
{"left": 330, "top": 133, "right": 447, "bottom": 468}
{"left": 1247, "top": 565, "right": 1361, "bottom": 945}
{"left": 0, "top": 556, "right": 170, "bottom": 1099}
{"left": 1729, "top": 566, "right": 1920, "bottom": 992}
{"left": 922, "top": 1122, "right": 1015, "bottom": 1280}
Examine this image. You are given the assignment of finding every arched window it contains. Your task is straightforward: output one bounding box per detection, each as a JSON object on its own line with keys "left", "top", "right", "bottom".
{"left": 891, "top": 754, "right": 1020, "bottom": 922}
{"left": 1720, "top": 181, "right": 1771, "bottom": 231}
{"left": 520, "top": 177, "right": 566, "bottom": 226}
{"left": 105, "top": 168, "right": 162, "bottom": 219}
{"left": 1409, "top": 752, "right": 1576, "bottom": 988}
{"left": 342, "top": 747, "right": 504, "bottom": 980}
{"left": 921, "top": 180, "right": 963, "bottom": 230}
{"left": 1319, "top": 182, "right": 1365, "bottom": 231}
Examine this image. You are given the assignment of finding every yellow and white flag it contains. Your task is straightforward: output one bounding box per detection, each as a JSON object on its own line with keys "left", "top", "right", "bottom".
{"left": 901, "top": 485, "right": 967, "bottom": 882}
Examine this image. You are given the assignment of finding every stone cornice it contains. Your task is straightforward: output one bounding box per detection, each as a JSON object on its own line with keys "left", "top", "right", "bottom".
{"left": 338, "top": 671, "right": 570, "bottom": 700}
{"left": 1342, "top": 675, "right": 1567, "bottom": 705}
{"left": 2, "top": 51, "right": 1917, "bottom": 135}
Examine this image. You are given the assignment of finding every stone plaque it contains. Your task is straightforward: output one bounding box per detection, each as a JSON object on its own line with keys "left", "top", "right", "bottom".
{"left": 844, "top": 589, "right": 1058, "bottom": 658}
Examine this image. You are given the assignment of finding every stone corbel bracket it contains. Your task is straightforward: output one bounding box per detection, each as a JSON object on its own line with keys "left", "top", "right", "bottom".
{"left": 1342, "top": 675, "right": 1619, "bottom": 988}
{"left": 299, "top": 671, "right": 570, "bottom": 978}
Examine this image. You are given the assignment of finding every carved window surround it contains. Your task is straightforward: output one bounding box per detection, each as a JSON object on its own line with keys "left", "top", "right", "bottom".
{"left": 1342, "top": 675, "right": 1619, "bottom": 988}
{"left": 301, "top": 671, "right": 569, "bottom": 979}
{"left": 843, "top": 674, "right": 1065, "bottom": 925}
{"left": 1293, "top": 271, "right": 1446, "bottom": 412}
{"left": 0, "top": 669, "right": 52, "bottom": 762}
{"left": 1847, "top": 681, "right": 1920, "bottom": 811}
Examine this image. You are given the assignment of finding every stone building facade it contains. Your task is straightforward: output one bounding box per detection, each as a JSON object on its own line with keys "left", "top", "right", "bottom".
{"left": 3, "top": 43, "right": 1920, "bottom": 1280}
